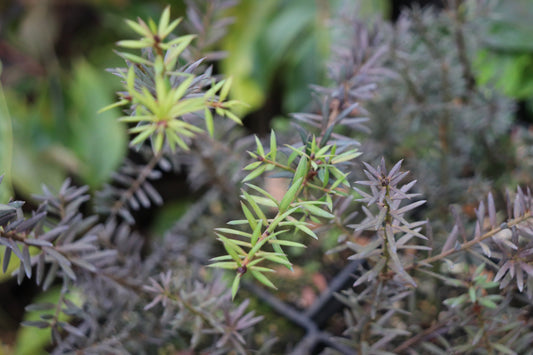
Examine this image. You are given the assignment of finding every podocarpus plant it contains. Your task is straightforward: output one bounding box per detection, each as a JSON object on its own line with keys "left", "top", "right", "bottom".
{"left": 1, "top": 1, "right": 533, "bottom": 354}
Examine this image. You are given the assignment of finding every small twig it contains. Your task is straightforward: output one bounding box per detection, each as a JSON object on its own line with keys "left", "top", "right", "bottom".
{"left": 110, "top": 149, "right": 164, "bottom": 218}
{"left": 405, "top": 212, "right": 532, "bottom": 272}
{"left": 393, "top": 316, "right": 452, "bottom": 353}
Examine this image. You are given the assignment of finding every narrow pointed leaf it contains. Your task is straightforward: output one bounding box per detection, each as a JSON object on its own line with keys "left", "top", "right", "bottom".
{"left": 279, "top": 178, "right": 303, "bottom": 213}
{"left": 231, "top": 275, "right": 241, "bottom": 300}
{"left": 254, "top": 136, "right": 264, "bottom": 157}
{"left": 270, "top": 130, "right": 277, "bottom": 162}
{"left": 241, "top": 202, "right": 258, "bottom": 231}
{"left": 204, "top": 108, "right": 214, "bottom": 137}
{"left": 250, "top": 270, "right": 277, "bottom": 289}
{"left": 293, "top": 156, "right": 308, "bottom": 183}
{"left": 242, "top": 165, "right": 267, "bottom": 183}
{"left": 158, "top": 6, "right": 171, "bottom": 37}
{"left": 209, "top": 262, "right": 239, "bottom": 270}
{"left": 269, "top": 239, "right": 306, "bottom": 248}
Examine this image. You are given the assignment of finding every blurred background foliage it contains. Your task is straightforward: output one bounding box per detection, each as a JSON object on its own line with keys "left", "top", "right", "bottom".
{"left": 0, "top": 0, "right": 532, "bottom": 352}
{"left": 475, "top": 0, "right": 533, "bottom": 104}
{"left": 2, "top": 0, "right": 532, "bottom": 200}
{"left": 0, "top": 0, "right": 391, "bottom": 202}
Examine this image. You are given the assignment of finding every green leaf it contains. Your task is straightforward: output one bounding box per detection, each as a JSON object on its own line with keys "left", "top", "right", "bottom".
{"left": 261, "top": 252, "right": 292, "bottom": 269}
{"left": 293, "top": 155, "right": 308, "bottom": 183}
{"left": 269, "top": 239, "right": 306, "bottom": 248}
{"left": 158, "top": 6, "right": 171, "bottom": 37}
{"left": 443, "top": 294, "right": 467, "bottom": 308}
{"left": 248, "top": 230, "right": 287, "bottom": 262}
{"left": 331, "top": 150, "right": 361, "bottom": 164}
{"left": 269, "top": 207, "right": 299, "bottom": 231}
{"left": 116, "top": 39, "right": 151, "bottom": 49}
{"left": 168, "top": 97, "right": 204, "bottom": 118}
{"left": 215, "top": 228, "right": 252, "bottom": 239}
{"left": 254, "top": 135, "right": 265, "bottom": 156}
{"left": 223, "top": 239, "right": 253, "bottom": 248}
{"left": 167, "top": 130, "right": 189, "bottom": 151}
{"left": 218, "top": 235, "right": 244, "bottom": 264}
{"left": 148, "top": 17, "right": 157, "bottom": 33}
{"left": 279, "top": 177, "right": 303, "bottom": 213}
{"left": 242, "top": 191, "right": 267, "bottom": 223}
{"left": 152, "top": 131, "right": 165, "bottom": 152}
{"left": 244, "top": 161, "right": 262, "bottom": 171}
{"left": 166, "top": 34, "right": 196, "bottom": 49}
{"left": 164, "top": 35, "right": 195, "bottom": 66}
{"left": 318, "top": 166, "right": 329, "bottom": 186}
{"left": 241, "top": 201, "right": 258, "bottom": 231}
{"left": 300, "top": 202, "right": 334, "bottom": 218}
{"left": 205, "top": 79, "right": 225, "bottom": 98}
{"left": 161, "top": 18, "right": 182, "bottom": 39}
{"left": 287, "top": 148, "right": 300, "bottom": 166}
{"left": 330, "top": 167, "right": 350, "bottom": 187}
{"left": 220, "top": 77, "right": 233, "bottom": 101}
{"left": 226, "top": 219, "right": 248, "bottom": 225}
{"left": 208, "top": 261, "right": 239, "bottom": 270}
{"left": 478, "top": 297, "right": 498, "bottom": 309}
{"left": 294, "top": 222, "right": 318, "bottom": 239}
{"left": 172, "top": 76, "right": 194, "bottom": 104}
{"left": 126, "top": 65, "right": 136, "bottom": 91}
{"left": 474, "top": 263, "right": 486, "bottom": 277}
{"left": 250, "top": 219, "right": 263, "bottom": 245}
{"left": 242, "top": 165, "right": 267, "bottom": 183}
{"left": 231, "top": 275, "right": 241, "bottom": 300}
{"left": 97, "top": 99, "right": 129, "bottom": 114}
{"left": 468, "top": 287, "right": 476, "bottom": 303}
{"left": 116, "top": 51, "right": 152, "bottom": 65}
{"left": 246, "top": 184, "right": 279, "bottom": 207}
{"left": 209, "top": 255, "right": 234, "bottom": 262}
{"left": 248, "top": 231, "right": 273, "bottom": 260}
{"left": 250, "top": 270, "right": 277, "bottom": 289}
{"left": 204, "top": 108, "right": 214, "bottom": 137}
{"left": 125, "top": 19, "right": 151, "bottom": 37}
{"left": 270, "top": 130, "right": 277, "bottom": 162}
{"left": 316, "top": 144, "right": 332, "bottom": 157}
{"left": 248, "top": 195, "right": 278, "bottom": 208}
{"left": 223, "top": 109, "right": 243, "bottom": 125}
{"left": 249, "top": 266, "right": 275, "bottom": 273}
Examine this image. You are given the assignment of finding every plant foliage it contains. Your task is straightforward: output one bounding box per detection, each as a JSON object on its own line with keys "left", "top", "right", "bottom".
{"left": 1, "top": 1, "right": 533, "bottom": 354}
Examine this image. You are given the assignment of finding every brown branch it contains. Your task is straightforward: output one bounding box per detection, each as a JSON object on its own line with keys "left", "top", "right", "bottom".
{"left": 405, "top": 212, "right": 532, "bottom": 272}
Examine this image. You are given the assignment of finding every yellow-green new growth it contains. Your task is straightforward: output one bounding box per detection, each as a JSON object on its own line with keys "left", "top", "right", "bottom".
{"left": 101, "top": 6, "right": 244, "bottom": 153}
